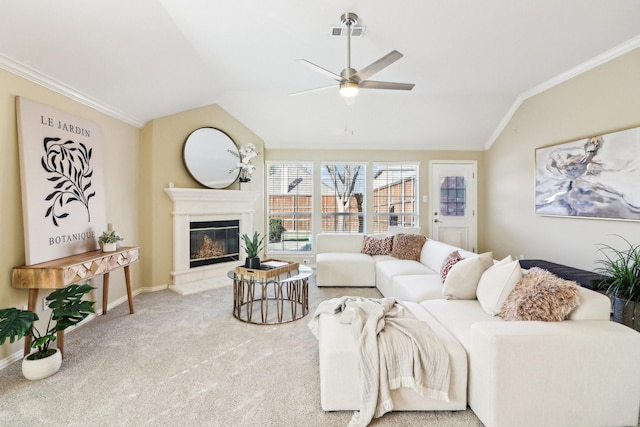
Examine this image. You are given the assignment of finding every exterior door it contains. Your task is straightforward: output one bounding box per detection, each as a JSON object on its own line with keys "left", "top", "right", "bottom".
{"left": 429, "top": 161, "right": 477, "bottom": 252}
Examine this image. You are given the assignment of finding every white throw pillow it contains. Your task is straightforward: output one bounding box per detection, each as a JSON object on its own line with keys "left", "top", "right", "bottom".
{"left": 442, "top": 252, "right": 494, "bottom": 300}
{"left": 476, "top": 260, "right": 522, "bottom": 315}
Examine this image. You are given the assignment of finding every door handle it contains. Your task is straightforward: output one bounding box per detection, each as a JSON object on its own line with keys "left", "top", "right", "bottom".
{"left": 434, "top": 219, "right": 443, "bottom": 223}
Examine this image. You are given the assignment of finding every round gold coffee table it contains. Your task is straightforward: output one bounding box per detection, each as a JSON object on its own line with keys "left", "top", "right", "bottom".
{"left": 230, "top": 265, "right": 312, "bottom": 325}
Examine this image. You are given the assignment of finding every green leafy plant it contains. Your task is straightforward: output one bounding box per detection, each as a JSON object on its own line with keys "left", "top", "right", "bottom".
{"left": 595, "top": 235, "right": 640, "bottom": 301}
{"left": 241, "top": 232, "right": 265, "bottom": 259}
{"left": 0, "top": 284, "right": 95, "bottom": 360}
{"left": 98, "top": 230, "right": 123, "bottom": 245}
{"left": 269, "top": 218, "right": 286, "bottom": 243}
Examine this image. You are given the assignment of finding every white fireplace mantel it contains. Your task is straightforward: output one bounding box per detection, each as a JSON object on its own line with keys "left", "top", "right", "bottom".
{"left": 165, "top": 187, "right": 260, "bottom": 294}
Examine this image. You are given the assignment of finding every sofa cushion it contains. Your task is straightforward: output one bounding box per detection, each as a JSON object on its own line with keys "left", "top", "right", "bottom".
{"left": 500, "top": 267, "right": 581, "bottom": 322}
{"left": 376, "top": 259, "right": 435, "bottom": 297}
{"left": 421, "top": 299, "right": 503, "bottom": 352}
{"left": 387, "top": 226, "right": 421, "bottom": 235}
{"left": 361, "top": 234, "right": 394, "bottom": 255}
{"left": 392, "top": 274, "right": 444, "bottom": 302}
{"left": 420, "top": 239, "right": 466, "bottom": 273}
{"left": 390, "top": 233, "right": 427, "bottom": 261}
{"left": 476, "top": 260, "right": 522, "bottom": 315}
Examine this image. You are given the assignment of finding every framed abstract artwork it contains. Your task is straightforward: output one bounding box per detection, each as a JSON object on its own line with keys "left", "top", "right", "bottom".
{"left": 535, "top": 126, "right": 640, "bottom": 221}
{"left": 16, "top": 97, "right": 107, "bottom": 264}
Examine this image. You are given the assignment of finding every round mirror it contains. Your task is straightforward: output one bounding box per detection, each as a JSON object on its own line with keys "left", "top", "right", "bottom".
{"left": 183, "top": 127, "right": 240, "bottom": 189}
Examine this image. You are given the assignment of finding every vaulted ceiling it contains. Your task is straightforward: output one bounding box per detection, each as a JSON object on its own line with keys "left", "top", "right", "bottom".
{"left": 1, "top": 1, "right": 639, "bottom": 150}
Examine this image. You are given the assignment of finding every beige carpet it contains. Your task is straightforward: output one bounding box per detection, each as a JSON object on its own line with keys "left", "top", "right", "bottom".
{"left": 0, "top": 275, "right": 484, "bottom": 426}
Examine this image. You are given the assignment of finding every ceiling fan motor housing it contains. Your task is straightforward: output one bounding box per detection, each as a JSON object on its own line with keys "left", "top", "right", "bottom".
{"left": 340, "top": 13, "right": 358, "bottom": 27}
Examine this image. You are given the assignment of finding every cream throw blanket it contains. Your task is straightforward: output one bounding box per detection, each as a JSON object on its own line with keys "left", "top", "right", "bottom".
{"left": 309, "top": 297, "right": 451, "bottom": 427}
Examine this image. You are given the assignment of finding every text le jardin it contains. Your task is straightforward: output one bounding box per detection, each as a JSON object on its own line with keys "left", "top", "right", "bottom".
{"left": 41, "top": 115, "right": 91, "bottom": 137}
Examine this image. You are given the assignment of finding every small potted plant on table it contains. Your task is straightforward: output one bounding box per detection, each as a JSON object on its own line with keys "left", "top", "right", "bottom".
{"left": 0, "top": 284, "right": 95, "bottom": 380}
{"left": 241, "top": 231, "right": 265, "bottom": 269}
{"left": 98, "top": 230, "right": 123, "bottom": 252}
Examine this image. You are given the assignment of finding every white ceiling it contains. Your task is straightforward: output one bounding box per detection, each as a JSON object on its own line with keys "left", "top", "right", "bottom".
{"left": 1, "top": 1, "right": 639, "bottom": 151}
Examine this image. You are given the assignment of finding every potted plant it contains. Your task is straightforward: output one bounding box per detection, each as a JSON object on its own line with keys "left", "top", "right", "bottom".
{"left": 98, "top": 230, "right": 123, "bottom": 252}
{"left": 595, "top": 235, "right": 640, "bottom": 331}
{"left": 241, "top": 231, "right": 265, "bottom": 269}
{"left": 0, "top": 284, "right": 95, "bottom": 380}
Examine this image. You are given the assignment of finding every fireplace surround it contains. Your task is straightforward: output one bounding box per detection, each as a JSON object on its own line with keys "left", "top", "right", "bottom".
{"left": 165, "top": 187, "right": 260, "bottom": 294}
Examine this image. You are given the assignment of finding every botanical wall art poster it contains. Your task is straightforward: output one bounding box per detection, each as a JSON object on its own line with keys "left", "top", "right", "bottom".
{"left": 16, "top": 97, "right": 107, "bottom": 264}
{"left": 535, "top": 126, "right": 640, "bottom": 221}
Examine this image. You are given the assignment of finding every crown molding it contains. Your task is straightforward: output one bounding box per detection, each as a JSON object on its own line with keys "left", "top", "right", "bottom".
{"left": 0, "top": 53, "right": 146, "bottom": 128}
{"left": 485, "top": 35, "right": 640, "bottom": 150}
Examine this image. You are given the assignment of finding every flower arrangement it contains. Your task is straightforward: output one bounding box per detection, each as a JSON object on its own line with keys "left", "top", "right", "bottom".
{"left": 230, "top": 143, "right": 259, "bottom": 182}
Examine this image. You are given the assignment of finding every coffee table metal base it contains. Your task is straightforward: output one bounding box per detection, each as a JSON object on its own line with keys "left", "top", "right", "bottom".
{"left": 232, "top": 273, "right": 309, "bottom": 325}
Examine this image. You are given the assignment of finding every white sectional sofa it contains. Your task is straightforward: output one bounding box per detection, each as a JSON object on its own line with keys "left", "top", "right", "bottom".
{"left": 314, "top": 233, "right": 640, "bottom": 427}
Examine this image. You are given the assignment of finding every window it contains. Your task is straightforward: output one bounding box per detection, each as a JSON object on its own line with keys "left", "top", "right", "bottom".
{"left": 321, "top": 163, "right": 366, "bottom": 233}
{"left": 266, "top": 162, "right": 313, "bottom": 253}
{"left": 440, "top": 175, "right": 466, "bottom": 216}
{"left": 372, "top": 164, "right": 418, "bottom": 233}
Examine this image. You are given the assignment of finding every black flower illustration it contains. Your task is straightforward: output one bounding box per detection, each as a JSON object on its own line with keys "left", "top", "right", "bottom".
{"left": 41, "top": 137, "right": 95, "bottom": 226}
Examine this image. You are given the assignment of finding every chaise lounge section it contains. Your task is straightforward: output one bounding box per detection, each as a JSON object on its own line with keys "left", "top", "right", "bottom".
{"left": 313, "top": 232, "right": 640, "bottom": 427}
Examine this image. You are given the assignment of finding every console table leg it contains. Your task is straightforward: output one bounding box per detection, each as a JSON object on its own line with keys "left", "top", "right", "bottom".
{"left": 102, "top": 272, "right": 110, "bottom": 314}
{"left": 24, "top": 289, "right": 39, "bottom": 356}
{"left": 124, "top": 265, "right": 134, "bottom": 314}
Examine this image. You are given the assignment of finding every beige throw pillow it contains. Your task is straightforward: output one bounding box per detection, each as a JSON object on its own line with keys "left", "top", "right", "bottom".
{"left": 442, "top": 252, "right": 494, "bottom": 300}
{"left": 476, "top": 260, "right": 522, "bottom": 315}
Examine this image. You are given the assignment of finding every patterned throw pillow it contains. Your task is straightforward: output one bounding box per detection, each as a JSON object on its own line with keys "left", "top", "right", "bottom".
{"left": 389, "top": 233, "right": 427, "bottom": 261}
{"left": 361, "top": 235, "right": 394, "bottom": 255}
{"left": 440, "top": 251, "right": 463, "bottom": 283}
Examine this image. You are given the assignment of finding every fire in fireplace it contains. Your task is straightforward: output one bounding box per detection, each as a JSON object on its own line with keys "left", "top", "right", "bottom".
{"left": 190, "top": 220, "right": 239, "bottom": 268}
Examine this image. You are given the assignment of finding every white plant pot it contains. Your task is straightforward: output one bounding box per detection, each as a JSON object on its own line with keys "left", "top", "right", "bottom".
{"left": 102, "top": 242, "right": 117, "bottom": 252}
{"left": 22, "top": 348, "right": 62, "bottom": 380}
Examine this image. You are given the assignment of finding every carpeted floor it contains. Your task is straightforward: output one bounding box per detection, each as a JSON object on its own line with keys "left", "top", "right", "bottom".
{"left": 0, "top": 275, "right": 484, "bottom": 426}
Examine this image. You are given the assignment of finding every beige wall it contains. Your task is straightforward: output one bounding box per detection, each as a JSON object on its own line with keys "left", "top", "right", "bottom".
{"left": 266, "top": 149, "right": 485, "bottom": 264}
{"left": 484, "top": 48, "right": 640, "bottom": 270}
{"left": 139, "top": 105, "right": 264, "bottom": 288}
{"left": 0, "top": 69, "right": 140, "bottom": 360}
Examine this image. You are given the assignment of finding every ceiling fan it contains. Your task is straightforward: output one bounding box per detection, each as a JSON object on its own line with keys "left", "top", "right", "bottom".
{"left": 291, "top": 13, "right": 415, "bottom": 98}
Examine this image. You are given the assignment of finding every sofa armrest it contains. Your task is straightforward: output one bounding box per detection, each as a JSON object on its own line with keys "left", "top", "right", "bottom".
{"left": 316, "top": 233, "right": 366, "bottom": 254}
{"left": 469, "top": 320, "right": 640, "bottom": 427}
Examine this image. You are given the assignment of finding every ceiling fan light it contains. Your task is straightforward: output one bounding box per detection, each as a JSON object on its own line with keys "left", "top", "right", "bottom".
{"left": 339, "top": 81, "right": 359, "bottom": 97}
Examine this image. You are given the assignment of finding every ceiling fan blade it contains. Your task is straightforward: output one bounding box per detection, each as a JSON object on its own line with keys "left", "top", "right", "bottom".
{"left": 359, "top": 80, "right": 415, "bottom": 91}
{"left": 296, "top": 59, "right": 342, "bottom": 81}
{"left": 352, "top": 50, "right": 404, "bottom": 83}
{"left": 289, "top": 84, "right": 338, "bottom": 97}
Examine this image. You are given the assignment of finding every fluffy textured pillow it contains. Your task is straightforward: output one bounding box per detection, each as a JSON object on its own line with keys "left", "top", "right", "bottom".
{"left": 361, "top": 235, "right": 394, "bottom": 255}
{"left": 440, "top": 251, "right": 462, "bottom": 282}
{"left": 500, "top": 267, "right": 581, "bottom": 321}
{"left": 442, "top": 252, "right": 494, "bottom": 300}
{"left": 390, "top": 233, "right": 427, "bottom": 261}
{"left": 476, "top": 260, "right": 522, "bottom": 315}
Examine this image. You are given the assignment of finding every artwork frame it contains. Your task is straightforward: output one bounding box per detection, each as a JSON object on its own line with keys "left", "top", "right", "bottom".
{"left": 535, "top": 125, "right": 640, "bottom": 221}
{"left": 16, "top": 97, "right": 107, "bottom": 264}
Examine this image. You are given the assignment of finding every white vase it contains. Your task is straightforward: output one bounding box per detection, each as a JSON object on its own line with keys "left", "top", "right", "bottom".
{"left": 22, "top": 348, "right": 62, "bottom": 380}
{"left": 102, "top": 242, "right": 117, "bottom": 252}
